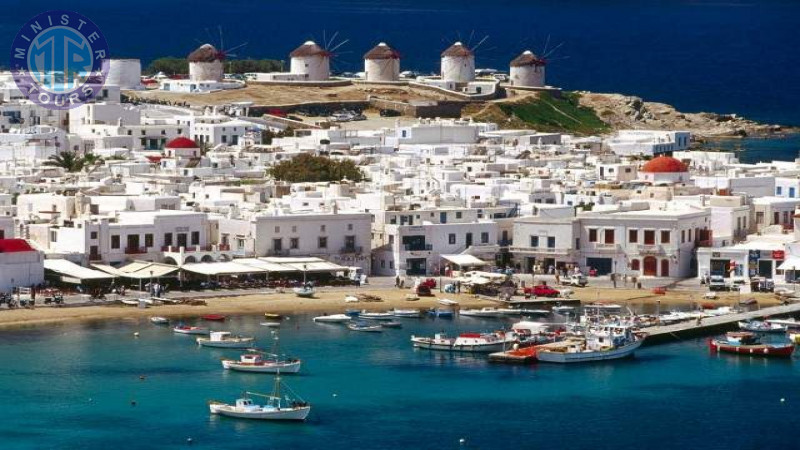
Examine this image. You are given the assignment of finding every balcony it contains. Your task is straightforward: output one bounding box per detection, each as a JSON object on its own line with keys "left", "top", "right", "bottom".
{"left": 125, "top": 246, "right": 148, "bottom": 255}
{"left": 637, "top": 244, "right": 663, "bottom": 255}
{"left": 587, "top": 242, "right": 619, "bottom": 253}
{"left": 340, "top": 246, "right": 363, "bottom": 254}
{"left": 403, "top": 244, "right": 432, "bottom": 252}
{"left": 509, "top": 246, "right": 570, "bottom": 255}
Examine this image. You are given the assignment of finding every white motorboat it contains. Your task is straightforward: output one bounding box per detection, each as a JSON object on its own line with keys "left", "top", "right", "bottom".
{"left": 221, "top": 352, "right": 301, "bottom": 374}
{"left": 391, "top": 309, "right": 421, "bottom": 318}
{"left": 197, "top": 331, "right": 255, "bottom": 349}
{"left": 209, "top": 375, "right": 310, "bottom": 421}
{"left": 358, "top": 311, "right": 394, "bottom": 320}
{"left": 459, "top": 307, "right": 502, "bottom": 318}
{"left": 534, "top": 325, "right": 645, "bottom": 363}
{"left": 411, "top": 331, "right": 519, "bottom": 353}
{"left": 173, "top": 325, "right": 210, "bottom": 335}
{"left": 438, "top": 298, "right": 459, "bottom": 306}
{"left": 312, "top": 314, "right": 352, "bottom": 323}
{"left": 150, "top": 316, "right": 169, "bottom": 325}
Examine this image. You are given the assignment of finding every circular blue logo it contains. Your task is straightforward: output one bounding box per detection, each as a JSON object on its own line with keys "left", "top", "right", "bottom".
{"left": 10, "top": 10, "right": 110, "bottom": 110}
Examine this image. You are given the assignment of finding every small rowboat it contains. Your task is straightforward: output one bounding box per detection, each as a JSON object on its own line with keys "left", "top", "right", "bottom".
{"left": 709, "top": 332, "right": 794, "bottom": 358}
{"left": 150, "top": 316, "right": 169, "bottom": 325}
{"left": 293, "top": 287, "right": 315, "bottom": 298}
{"left": 201, "top": 314, "right": 226, "bottom": 322}
{"left": 358, "top": 311, "right": 394, "bottom": 321}
{"left": 738, "top": 320, "right": 788, "bottom": 333}
{"left": 438, "top": 298, "right": 458, "bottom": 306}
{"left": 173, "top": 325, "right": 210, "bottom": 335}
{"left": 263, "top": 313, "right": 282, "bottom": 320}
{"left": 260, "top": 322, "right": 281, "bottom": 327}
{"left": 312, "top": 314, "right": 351, "bottom": 323}
{"left": 380, "top": 320, "right": 403, "bottom": 329}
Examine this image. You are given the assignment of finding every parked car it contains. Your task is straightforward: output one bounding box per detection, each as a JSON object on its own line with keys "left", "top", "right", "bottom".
{"left": 524, "top": 284, "right": 560, "bottom": 298}
{"left": 561, "top": 274, "right": 588, "bottom": 287}
{"left": 708, "top": 275, "right": 728, "bottom": 291}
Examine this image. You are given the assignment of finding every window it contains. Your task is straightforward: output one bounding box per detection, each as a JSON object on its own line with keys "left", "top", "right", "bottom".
{"left": 273, "top": 238, "right": 282, "bottom": 251}
{"left": 320, "top": 225, "right": 326, "bottom": 232}
{"left": 547, "top": 237, "right": 555, "bottom": 248}
{"left": 345, "top": 236, "right": 356, "bottom": 250}
{"left": 274, "top": 226, "right": 280, "bottom": 233}
{"left": 688, "top": 229, "right": 692, "bottom": 242}
{"left": 449, "top": 234, "right": 456, "bottom": 245}
{"left": 481, "top": 232, "right": 489, "bottom": 244}
{"left": 164, "top": 233, "right": 173, "bottom": 246}
{"left": 111, "top": 235, "right": 120, "bottom": 249}
{"left": 530, "top": 236, "right": 539, "bottom": 247}
{"left": 90, "top": 231, "right": 98, "bottom": 239}
{"left": 348, "top": 224, "right": 353, "bottom": 231}
{"left": 660, "top": 230, "right": 671, "bottom": 244}
{"left": 588, "top": 229, "right": 598, "bottom": 243}
{"left": 604, "top": 229, "right": 615, "bottom": 244}
{"left": 777, "top": 186, "right": 783, "bottom": 195}
{"left": 290, "top": 238, "right": 299, "bottom": 249}
{"left": 681, "top": 230, "right": 686, "bottom": 243}
{"left": 145, "top": 234, "right": 153, "bottom": 248}
{"left": 628, "top": 229, "right": 638, "bottom": 243}
{"left": 318, "top": 237, "right": 328, "bottom": 248}
{"left": 456, "top": 212, "right": 463, "bottom": 219}
{"left": 50, "top": 231, "right": 57, "bottom": 242}
{"left": 292, "top": 226, "right": 297, "bottom": 232}
{"left": 644, "top": 230, "right": 655, "bottom": 245}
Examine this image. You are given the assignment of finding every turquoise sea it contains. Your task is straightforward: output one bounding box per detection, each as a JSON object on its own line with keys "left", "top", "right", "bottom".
{"left": 0, "top": 314, "right": 797, "bottom": 449}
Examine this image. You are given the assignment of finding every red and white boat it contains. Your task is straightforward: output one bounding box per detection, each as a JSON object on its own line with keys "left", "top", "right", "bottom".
{"left": 173, "top": 325, "right": 210, "bottom": 335}
{"left": 221, "top": 352, "right": 301, "bottom": 374}
{"left": 709, "top": 332, "right": 794, "bottom": 358}
{"left": 410, "top": 331, "right": 518, "bottom": 352}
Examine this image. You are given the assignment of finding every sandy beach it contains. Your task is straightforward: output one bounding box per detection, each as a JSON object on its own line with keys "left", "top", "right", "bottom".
{"left": 0, "top": 286, "right": 781, "bottom": 329}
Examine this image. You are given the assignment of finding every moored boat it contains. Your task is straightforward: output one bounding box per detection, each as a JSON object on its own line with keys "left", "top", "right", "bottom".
{"left": 738, "top": 320, "right": 788, "bottom": 333}
{"left": 709, "top": 332, "right": 794, "bottom": 357}
{"left": 391, "top": 309, "right": 421, "bottom": 318}
{"left": 427, "top": 308, "right": 454, "bottom": 318}
{"left": 260, "top": 321, "right": 281, "bottom": 327}
{"left": 312, "top": 314, "right": 352, "bottom": 323}
{"left": 173, "top": 325, "right": 210, "bottom": 335}
{"left": 221, "top": 352, "right": 301, "bottom": 374}
{"left": 293, "top": 287, "right": 316, "bottom": 298}
{"left": 438, "top": 298, "right": 459, "bottom": 306}
{"left": 197, "top": 331, "right": 255, "bottom": 349}
{"left": 209, "top": 375, "right": 310, "bottom": 421}
{"left": 380, "top": 320, "right": 403, "bottom": 329}
{"left": 358, "top": 311, "right": 394, "bottom": 320}
{"left": 459, "top": 307, "right": 501, "bottom": 318}
{"left": 201, "top": 314, "right": 226, "bottom": 322}
{"left": 534, "top": 325, "right": 645, "bottom": 363}
{"left": 347, "top": 321, "right": 383, "bottom": 332}
{"left": 150, "top": 316, "right": 169, "bottom": 325}
{"left": 411, "top": 331, "right": 518, "bottom": 353}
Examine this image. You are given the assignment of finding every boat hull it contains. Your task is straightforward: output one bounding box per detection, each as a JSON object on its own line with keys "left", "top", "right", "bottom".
{"left": 197, "top": 338, "right": 255, "bottom": 349}
{"left": 535, "top": 339, "right": 643, "bottom": 363}
{"left": 222, "top": 360, "right": 302, "bottom": 373}
{"left": 411, "top": 339, "right": 513, "bottom": 353}
{"left": 209, "top": 404, "right": 310, "bottom": 420}
{"left": 709, "top": 339, "right": 794, "bottom": 357}
{"left": 173, "top": 327, "right": 209, "bottom": 335}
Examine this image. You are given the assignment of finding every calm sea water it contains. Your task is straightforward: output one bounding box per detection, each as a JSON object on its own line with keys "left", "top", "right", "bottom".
{"left": 0, "top": 313, "right": 797, "bottom": 449}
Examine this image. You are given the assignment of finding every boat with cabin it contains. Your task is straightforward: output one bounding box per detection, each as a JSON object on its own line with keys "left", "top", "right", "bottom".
{"left": 459, "top": 307, "right": 502, "bottom": 318}
{"left": 410, "top": 331, "right": 518, "bottom": 353}
{"left": 209, "top": 375, "right": 310, "bottom": 421}
{"left": 221, "top": 351, "right": 301, "bottom": 374}
{"left": 709, "top": 332, "right": 794, "bottom": 357}
{"left": 197, "top": 331, "right": 255, "bottom": 349}
{"left": 427, "top": 308, "right": 454, "bottom": 318}
{"left": 534, "top": 325, "right": 645, "bottom": 363}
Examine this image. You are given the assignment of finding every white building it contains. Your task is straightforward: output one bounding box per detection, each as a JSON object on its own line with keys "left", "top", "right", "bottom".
{"left": 441, "top": 42, "right": 475, "bottom": 83}
{"left": 606, "top": 130, "right": 691, "bottom": 157}
{"left": 0, "top": 239, "right": 44, "bottom": 293}
{"left": 638, "top": 156, "right": 690, "bottom": 184}
{"left": 189, "top": 44, "right": 224, "bottom": 82}
{"left": 289, "top": 41, "right": 330, "bottom": 82}
{"left": 106, "top": 59, "right": 143, "bottom": 90}
{"left": 509, "top": 50, "right": 545, "bottom": 87}
{"left": 364, "top": 43, "right": 400, "bottom": 82}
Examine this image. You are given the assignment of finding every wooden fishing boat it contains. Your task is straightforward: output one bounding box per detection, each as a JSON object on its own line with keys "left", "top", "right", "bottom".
{"left": 347, "top": 321, "right": 383, "bottom": 332}
{"left": 197, "top": 331, "right": 255, "bottom": 349}
{"left": 209, "top": 375, "right": 310, "bottom": 421}
{"left": 173, "top": 325, "right": 210, "bottom": 335}
{"left": 709, "top": 332, "right": 794, "bottom": 357}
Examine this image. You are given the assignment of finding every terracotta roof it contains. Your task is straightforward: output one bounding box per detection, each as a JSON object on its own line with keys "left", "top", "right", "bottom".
{"left": 188, "top": 44, "right": 224, "bottom": 63}
{"left": 0, "top": 239, "right": 35, "bottom": 253}
{"left": 290, "top": 41, "right": 329, "bottom": 58}
{"left": 364, "top": 42, "right": 400, "bottom": 60}
{"left": 165, "top": 137, "right": 199, "bottom": 149}
{"left": 441, "top": 42, "right": 473, "bottom": 58}
{"left": 641, "top": 156, "right": 688, "bottom": 173}
{"left": 510, "top": 50, "right": 545, "bottom": 67}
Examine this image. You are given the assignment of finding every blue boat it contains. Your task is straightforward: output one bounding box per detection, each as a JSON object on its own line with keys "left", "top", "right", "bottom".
{"left": 428, "top": 308, "right": 454, "bottom": 318}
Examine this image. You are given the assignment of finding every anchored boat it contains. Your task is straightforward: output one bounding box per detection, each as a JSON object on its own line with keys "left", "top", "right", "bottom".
{"left": 221, "top": 351, "right": 301, "bottom": 374}
{"left": 197, "top": 331, "right": 255, "bottom": 349}
{"left": 391, "top": 309, "right": 421, "bottom": 318}
{"left": 312, "top": 314, "right": 352, "bottom": 323}
{"left": 150, "top": 316, "right": 169, "bottom": 325}
{"left": 459, "top": 307, "right": 502, "bottom": 318}
{"left": 411, "top": 331, "right": 518, "bottom": 353}
{"left": 709, "top": 332, "right": 794, "bottom": 357}
{"left": 173, "top": 325, "right": 210, "bottom": 335}
{"left": 347, "top": 321, "right": 383, "bottom": 332}
{"left": 209, "top": 375, "right": 310, "bottom": 421}
{"left": 534, "top": 325, "right": 645, "bottom": 363}
{"left": 738, "top": 320, "right": 788, "bottom": 333}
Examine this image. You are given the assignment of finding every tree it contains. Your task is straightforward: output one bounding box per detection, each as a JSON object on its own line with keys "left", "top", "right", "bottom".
{"left": 267, "top": 154, "right": 365, "bottom": 183}
{"left": 43, "top": 151, "right": 103, "bottom": 172}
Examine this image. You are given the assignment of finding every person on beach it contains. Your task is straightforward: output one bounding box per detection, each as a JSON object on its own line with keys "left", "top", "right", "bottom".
{"left": 395, "top": 276, "right": 400, "bottom": 288}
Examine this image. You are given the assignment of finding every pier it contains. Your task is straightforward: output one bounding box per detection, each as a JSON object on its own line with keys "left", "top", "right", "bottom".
{"left": 642, "top": 302, "right": 800, "bottom": 345}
